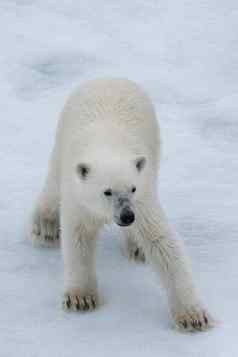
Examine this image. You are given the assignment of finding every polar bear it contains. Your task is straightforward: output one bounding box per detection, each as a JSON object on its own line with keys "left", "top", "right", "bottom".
{"left": 30, "top": 78, "right": 213, "bottom": 331}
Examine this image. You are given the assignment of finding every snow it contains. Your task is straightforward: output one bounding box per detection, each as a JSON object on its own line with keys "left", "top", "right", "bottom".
{"left": 1, "top": 1, "right": 238, "bottom": 356}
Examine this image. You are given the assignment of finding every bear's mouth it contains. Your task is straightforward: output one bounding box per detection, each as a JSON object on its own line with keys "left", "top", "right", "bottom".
{"left": 116, "top": 221, "right": 134, "bottom": 227}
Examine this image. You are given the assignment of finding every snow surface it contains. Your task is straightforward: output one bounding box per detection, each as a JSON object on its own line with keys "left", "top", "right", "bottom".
{"left": 1, "top": 1, "right": 238, "bottom": 356}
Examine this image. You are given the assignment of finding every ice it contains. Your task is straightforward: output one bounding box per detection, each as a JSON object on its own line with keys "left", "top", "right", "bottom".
{"left": 0, "top": 1, "right": 237, "bottom": 356}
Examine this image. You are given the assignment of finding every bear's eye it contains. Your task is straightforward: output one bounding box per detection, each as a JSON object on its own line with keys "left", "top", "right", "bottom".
{"left": 104, "top": 189, "right": 112, "bottom": 197}
{"left": 131, "top": 186, "right": 136, "bottom": 193}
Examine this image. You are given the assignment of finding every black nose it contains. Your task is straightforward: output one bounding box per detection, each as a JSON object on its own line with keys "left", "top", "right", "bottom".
{"left": 120, "top": 207, "right": 135, "bottom": 226}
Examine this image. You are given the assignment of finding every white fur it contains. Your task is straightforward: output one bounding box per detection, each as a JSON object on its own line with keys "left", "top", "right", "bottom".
{"left": 30, "top": 78, "right": 213, "bottom": 331}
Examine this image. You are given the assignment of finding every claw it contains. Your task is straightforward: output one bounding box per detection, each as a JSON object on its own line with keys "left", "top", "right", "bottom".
{"left": 63, "top": 294, "right": 98, "bottom": 312}
{"left": 30, "top": 211, "right": 60, "bottom": 247}
{"left": 175, "top": 309, "right": 213, "bottom": 332}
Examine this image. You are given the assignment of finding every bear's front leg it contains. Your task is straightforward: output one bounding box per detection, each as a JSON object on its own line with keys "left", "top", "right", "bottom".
{"left": 135, "top": 202, "right": 214, "bottom": 332}
{"left": 60, "top": 199, "right": 99, "bottom": 312}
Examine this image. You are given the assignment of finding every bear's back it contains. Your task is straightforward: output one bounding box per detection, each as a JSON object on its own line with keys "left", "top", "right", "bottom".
{"left": 57, "top": 79, "right": 160, "bottom": 164}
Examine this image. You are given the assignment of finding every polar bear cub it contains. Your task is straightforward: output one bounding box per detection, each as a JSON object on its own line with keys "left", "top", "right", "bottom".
{"left": 30, "top": 78, "right": 213, "bottom": 331}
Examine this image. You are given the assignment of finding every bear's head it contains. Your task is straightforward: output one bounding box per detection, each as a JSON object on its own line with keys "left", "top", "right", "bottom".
{"left": 74, "top": 151, "right": 148, "bottom": 226}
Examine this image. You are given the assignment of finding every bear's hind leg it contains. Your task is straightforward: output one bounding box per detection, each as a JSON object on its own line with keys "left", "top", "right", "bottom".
{"left": 31, "top": 204, "right": 60, "bottom": 247}
{"left": 29, "top": 149, "right": 60, "bottom": 247}
{"left": 121, "top": 230, "right": 145, "bottom": 262}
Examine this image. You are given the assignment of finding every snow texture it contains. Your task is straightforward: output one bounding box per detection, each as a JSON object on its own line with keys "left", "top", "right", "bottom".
{"left": 0, "top": 1, "right": 238, "bottom": 356}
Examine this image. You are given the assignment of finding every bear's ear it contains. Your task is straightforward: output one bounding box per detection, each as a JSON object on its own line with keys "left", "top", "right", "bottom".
{"left": 76, "top": 163, "right": 90, "bottom": 180}
{"left": 134, "top": 156, "right": 146, "bottom": 172}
